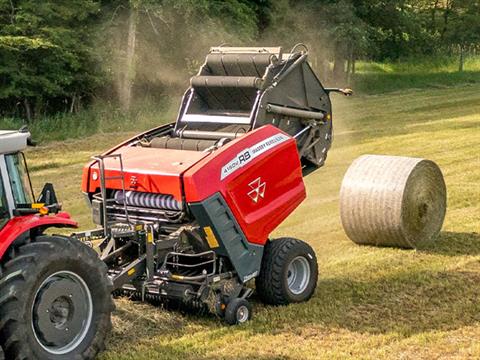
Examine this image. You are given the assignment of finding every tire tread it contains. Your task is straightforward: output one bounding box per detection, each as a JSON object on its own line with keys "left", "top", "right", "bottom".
{"left": 0, "top": 235, "right": 113, "bottom": 360}
{"left": 256, "top": 237, "right": 318, "bottom": 306}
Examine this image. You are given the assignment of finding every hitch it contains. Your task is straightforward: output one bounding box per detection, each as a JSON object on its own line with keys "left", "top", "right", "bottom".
{"left": 324, "top": 88, "right": 354, "bottom": 96}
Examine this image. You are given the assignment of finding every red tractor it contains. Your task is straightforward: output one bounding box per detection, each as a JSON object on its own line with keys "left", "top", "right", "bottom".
{"left": 0, "top": 131, "right": 112, "bottom": 359}
{"left": 0, "top": 46, "right": 351, "bottom": 359}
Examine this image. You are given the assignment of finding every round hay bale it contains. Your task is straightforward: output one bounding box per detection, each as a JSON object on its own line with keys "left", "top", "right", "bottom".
{"left": 339, "top": 155, "right": 447, "bottom": 248}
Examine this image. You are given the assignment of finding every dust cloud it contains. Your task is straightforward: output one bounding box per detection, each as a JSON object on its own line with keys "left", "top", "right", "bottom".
{"left": 99, "top": 2, "right": 346, "bottom": 112}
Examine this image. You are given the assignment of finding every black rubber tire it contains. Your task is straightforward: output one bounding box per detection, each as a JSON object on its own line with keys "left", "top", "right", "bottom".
{"left": 0, "top": 235, "right": 114, "bottom": 360}
{"left": 224, "top": 298, "right": 252, "bottom": 325}
{"left": 256, "top": 238, "right": 318, "bottom": 306}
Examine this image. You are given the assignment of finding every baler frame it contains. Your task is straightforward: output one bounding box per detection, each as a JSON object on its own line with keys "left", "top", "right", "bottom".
{"left": 76, "top": 152, "right": 255, "bottom": 310}
{"left": 79, "top": 45, "right": 347, "bottom": 325}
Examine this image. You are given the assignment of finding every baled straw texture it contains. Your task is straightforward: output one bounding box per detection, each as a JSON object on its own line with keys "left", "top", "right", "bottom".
{"left": 340, "top": 155, "right": 447, "bottom": 248}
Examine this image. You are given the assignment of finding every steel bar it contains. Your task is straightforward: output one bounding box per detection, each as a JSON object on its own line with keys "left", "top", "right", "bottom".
{"left": 266, "top": 104, "right": 325, "bottom": 120}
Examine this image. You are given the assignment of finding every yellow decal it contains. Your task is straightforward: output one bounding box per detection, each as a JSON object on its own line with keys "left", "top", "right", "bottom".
{"left": 147, "top": 232, "right": 154, "bottom": 244}
{"left": 128, "top": 268, "right": 136, "bottom": 276}
{"left": 31, "top": 203, "right": 45, "bottom": 209}
{"left": 204, "top": 226, "right": 219, "bottom": 248}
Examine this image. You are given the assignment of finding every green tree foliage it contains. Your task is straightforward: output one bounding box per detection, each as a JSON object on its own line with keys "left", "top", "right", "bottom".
{"left": 443, "top": 0, "right": 480, "bottom": 70}
{"left": 0, "top": 0, "right": 479, "bottom": 119}
{"left": 268, "top": 0, "right": 480, "bottom": 82}
{"left": 0, "top": 0, "right": 100, "bottom": 120}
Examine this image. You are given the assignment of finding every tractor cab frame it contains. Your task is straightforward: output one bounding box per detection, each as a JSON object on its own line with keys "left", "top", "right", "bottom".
{"left": 0, "top": 130, "right": 74, "bottom": 252}
{"left": 0, "top": 131, "right": 33, "bottom": 220}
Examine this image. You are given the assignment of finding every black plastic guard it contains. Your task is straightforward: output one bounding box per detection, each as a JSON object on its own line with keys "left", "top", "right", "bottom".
{"left": 189, "top": 193, "right": 264, "bottom": 283}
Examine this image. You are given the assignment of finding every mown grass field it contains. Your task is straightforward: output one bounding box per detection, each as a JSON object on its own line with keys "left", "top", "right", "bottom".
{"left": 25, "top": 83, "right": 480, "bottom": 359}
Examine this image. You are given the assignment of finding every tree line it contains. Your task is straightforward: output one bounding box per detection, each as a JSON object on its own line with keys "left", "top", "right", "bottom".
{"left": 1, "top": 0, "right": 479, "bottom": 120}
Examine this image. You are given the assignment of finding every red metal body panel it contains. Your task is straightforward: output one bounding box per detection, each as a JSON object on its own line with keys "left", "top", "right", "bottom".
{"left": 82, "top": 123, "right": 176, "bottom": 196}
{"left": 83, "top": 147, "right": 208, "bottom": 201}
{"left": 184, "top": 125, "right": 306, "bottom": 245}
{"left": 82, "top": 125, "right": 305, "bottom": 246}
{"left": 0, "top": 212, "right": 78, "bottom": 259}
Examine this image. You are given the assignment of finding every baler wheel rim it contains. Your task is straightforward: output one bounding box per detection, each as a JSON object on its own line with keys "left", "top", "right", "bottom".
{"left": 224, "top": 298, "right": 252, "bottom": 325}
{"left": 236, "top": 305, "right": 250, "bottom": 323}
{"left": 287, "top": 256, "right": 311, "bottom": 295}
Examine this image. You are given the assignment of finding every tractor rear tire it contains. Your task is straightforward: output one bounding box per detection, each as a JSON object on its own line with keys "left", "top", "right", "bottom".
{"left": 256, "top": 238, "right": 318, "bottom": 305}
{"left": 0, "top": 235, "right": 113, "bottom": 360}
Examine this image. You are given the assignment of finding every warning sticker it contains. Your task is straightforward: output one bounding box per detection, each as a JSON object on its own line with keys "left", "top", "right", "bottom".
{"left": 220, "top": 133, "right": 290, "bottom": 180}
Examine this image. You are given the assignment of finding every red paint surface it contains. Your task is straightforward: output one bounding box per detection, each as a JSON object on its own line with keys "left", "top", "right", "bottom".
{"left": 83, "top": 147, "right": 208, "bottom": 201}
{"left": 184, "top": 126, "right": 305, "bottom": 245}
{"left": 82, "top": 123, "right": 176, "bottom": 196}
{"left": 0, "top": 212, "right": 78, "bottom": 259}
{"left": 82, "top": 125, "right": 306, "bottom": 246}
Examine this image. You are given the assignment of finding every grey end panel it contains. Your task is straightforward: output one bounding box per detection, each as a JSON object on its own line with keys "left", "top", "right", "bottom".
{"left": 189, "top": 193, "right": 264, "bottom": 283}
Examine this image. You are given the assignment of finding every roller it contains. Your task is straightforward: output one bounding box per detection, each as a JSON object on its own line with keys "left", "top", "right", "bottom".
{"left": 205, "top": 52, "right": 277, "bottom": 77}
{"left": 339, "top": 155, "right": 447, "bottom": 248}
{"left": 114, "top": 191, "right": 182, "bottom": 211}
{"left": 147, "top": 137, "right": 218, "bottom": 151}
{"left": 190, "top": 76, "right": 263, "bottom": 89}
{"left": 171, "top": 46, "right": 333, "bottom": 172}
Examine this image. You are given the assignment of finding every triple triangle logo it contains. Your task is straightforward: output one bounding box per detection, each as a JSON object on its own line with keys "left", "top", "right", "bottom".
{"left": 247, "top": 177, "right": 266, "bottom": 203}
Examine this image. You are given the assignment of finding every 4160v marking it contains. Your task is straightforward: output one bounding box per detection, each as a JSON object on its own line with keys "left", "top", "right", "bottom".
{"left": 220, "top": 133, "right": 289, "bottom": 180}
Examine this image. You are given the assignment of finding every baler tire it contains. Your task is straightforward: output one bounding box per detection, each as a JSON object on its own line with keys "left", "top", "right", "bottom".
{"left": 256, "top": 238, "right": 318, "bottom": 306}
{"left": 0, "top": 235, "right": 113, "bottom": 360}
{"left": 224, "top": 298, "right": 252, "bottom": 325}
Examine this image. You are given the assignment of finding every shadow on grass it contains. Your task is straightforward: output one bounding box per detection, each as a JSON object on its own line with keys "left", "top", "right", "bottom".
{"left": 102, "top": 233, "right": 480, "bottom": 356}
{"left": 251, "top": 264, "right": 480, "bottom": 337}
{"left": 102, "top": 299, "right": 191, "bottom": 359}
{"left": 417, "top": 231, "right": 480, "bottom": 256}
{"left": 103, "top": 298, "right": 293, "bottom": 360}
{"left": 100, "top": 264, "right": 480, "bottom": 358}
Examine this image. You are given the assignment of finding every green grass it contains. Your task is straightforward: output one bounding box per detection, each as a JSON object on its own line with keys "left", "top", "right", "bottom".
{"left": 353, "top": 55, "right": 480, "bottom": 94}
{"left": 0, "top": 97, "right": 175, "bottom": 143}
{"left": 356, "top": 55, "right": 480, "bottom": 74}
{"left": 24, "top": 83, "right": 480, "bottom": 359}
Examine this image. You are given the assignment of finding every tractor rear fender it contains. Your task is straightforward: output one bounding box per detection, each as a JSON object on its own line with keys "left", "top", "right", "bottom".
{"left": 0, "top": 212, "right": 78, "bottom": 259}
